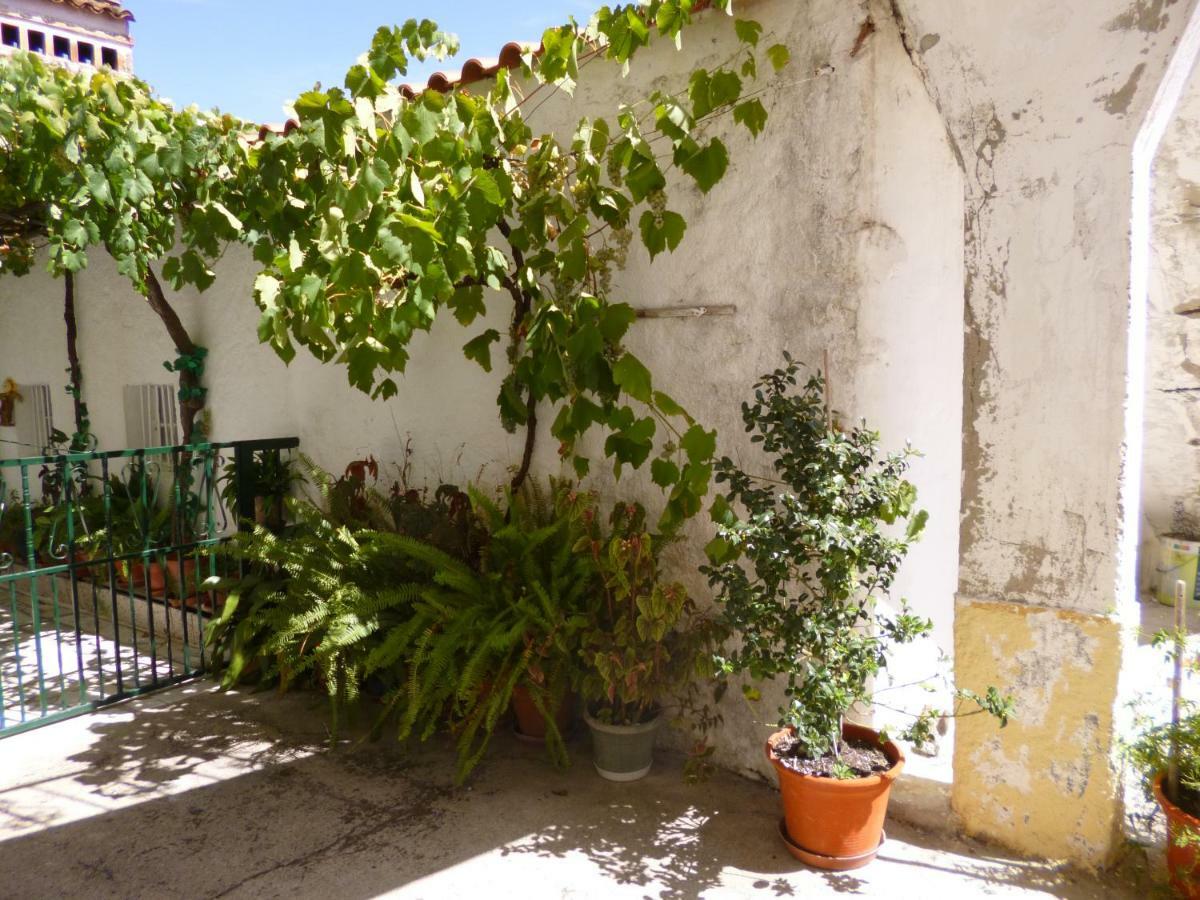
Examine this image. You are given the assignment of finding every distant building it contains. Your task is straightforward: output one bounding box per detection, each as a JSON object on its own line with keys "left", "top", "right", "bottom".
{"left": 0, "top": 0, "right": 133, "bottom": 73}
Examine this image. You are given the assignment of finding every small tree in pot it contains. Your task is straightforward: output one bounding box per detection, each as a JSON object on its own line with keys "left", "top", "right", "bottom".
{"left": 704, "top": 355, "right": 1012, "bottom": 868}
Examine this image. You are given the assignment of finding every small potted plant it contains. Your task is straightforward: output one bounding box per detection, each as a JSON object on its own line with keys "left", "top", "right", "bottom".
{"left": 704, "top": 356, "right": 1012, "bottom": 869}
{"left": 94, "top": 462, "right": 172, "bottom": 594}
{"left": 569, "top": 495, "right": 721, "bottom": 782}
{"left": 219, "top": 450, "right": 301, "bottom": 531}
{"left": 1127, "top": 581, "right": 1200, "bottom": 897}
{"left": 33, "top": 491, "right": 106, "bottom": 579}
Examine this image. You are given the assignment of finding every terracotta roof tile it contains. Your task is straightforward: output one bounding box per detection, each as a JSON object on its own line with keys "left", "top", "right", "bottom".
{"left": 46, "top": 0, "right": 134, "bottom": 22}
{"left": 264, "top": 1, "right": 729, "bottom": 129}
{"left": 395, "top": 0, "right": 730, "bottom": 96}
{"left": 400, "top": 41, "right": 534, "bottom": 98}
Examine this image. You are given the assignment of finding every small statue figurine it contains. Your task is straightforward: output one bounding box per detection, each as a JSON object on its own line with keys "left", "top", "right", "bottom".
{"left": 0, "top": 379, "right": 21, "bottom": 427}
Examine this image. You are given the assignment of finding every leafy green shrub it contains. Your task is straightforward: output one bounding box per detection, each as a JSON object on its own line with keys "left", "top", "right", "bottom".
{"left": 300, "top": 455, "right": 483, "bottom": 562}
{"left": 567, "top": 494, "right": 723, "bottom": 739}
{"left": 704, "top": 356, "right": 1012, "bottom": 765}
{"left": 78, "top": 460, "right": 174, "bottom": 577}
{"left": 217, "top": 449, "right": 302, "bottom": 530}
{"left": 1128, "top": 707, "right": 1200, "bottom": 816}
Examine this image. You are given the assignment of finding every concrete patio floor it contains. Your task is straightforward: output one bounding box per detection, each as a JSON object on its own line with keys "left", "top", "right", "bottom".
{"left": 0, "top": 683, "right": 1154, "bottom": 899}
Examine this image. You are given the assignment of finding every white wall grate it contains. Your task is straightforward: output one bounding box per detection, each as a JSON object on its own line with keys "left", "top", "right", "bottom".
{"left": 123, "top": 384, "right": 180, "bottom": 448}
{"left": 14, "top": 383, "right": 54, "bottom": 453}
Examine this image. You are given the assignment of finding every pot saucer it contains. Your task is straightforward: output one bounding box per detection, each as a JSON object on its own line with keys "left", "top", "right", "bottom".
{"left": 777, "top": 818, "right": 885, "bottom": 871}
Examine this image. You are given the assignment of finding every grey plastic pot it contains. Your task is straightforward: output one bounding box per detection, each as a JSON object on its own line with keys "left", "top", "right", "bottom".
{"left": 583, "top": 708, "right": 663, "bottom": 782}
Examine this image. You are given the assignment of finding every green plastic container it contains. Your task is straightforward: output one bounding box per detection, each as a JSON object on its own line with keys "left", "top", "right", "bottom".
{"left": 584, "top": 709, "right": 662, "bottom": 782}
{"left": 1156, "top": 534, "right": 1200, "bottom": 607}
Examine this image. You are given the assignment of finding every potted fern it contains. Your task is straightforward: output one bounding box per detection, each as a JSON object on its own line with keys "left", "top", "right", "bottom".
{"left": 569, "top": 494, "right": 721, "bottom": 781}
{"left": 704, "top": 356, "right": 1012, "bottom": 869}
{"left": 380, "top": 482, "right": 595, "bottom": 781}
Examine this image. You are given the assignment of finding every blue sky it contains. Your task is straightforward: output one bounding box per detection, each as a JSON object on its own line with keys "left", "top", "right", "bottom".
{"left": 130, "top": 0, "right": 593, "bottom": 123}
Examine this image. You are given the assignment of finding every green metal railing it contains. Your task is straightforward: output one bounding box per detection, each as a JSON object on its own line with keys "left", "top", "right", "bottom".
{"left": 0, "top": 437, "right": 298, "bottom": 737}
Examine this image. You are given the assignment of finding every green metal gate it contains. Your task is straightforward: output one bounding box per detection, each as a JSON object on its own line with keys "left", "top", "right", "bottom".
{"left": 0, "top": 437, "right": 297, "bottom": 737}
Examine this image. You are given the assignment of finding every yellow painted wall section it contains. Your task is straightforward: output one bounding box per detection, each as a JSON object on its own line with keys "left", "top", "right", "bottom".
{"left": 952, "top": 599, "right": 1123, "bottom": 867}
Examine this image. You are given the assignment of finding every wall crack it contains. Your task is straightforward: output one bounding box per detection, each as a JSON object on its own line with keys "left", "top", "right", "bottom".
{"left": 885, "top": 0, "right": 966, "bottom": 173}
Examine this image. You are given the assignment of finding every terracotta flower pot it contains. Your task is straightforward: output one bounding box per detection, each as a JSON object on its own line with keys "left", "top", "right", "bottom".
{"left": 766, "top": 723, "right": 904, "bottom": 869}
{"left": 70, "top": 549, "right": 98, "bottom": 581}
{"left": 1154, "top": 773, "right": 1200, "bottom": 898}
{"left": 124, "top": 560, "right": 167, "bottom": 595}
{"left": 165, "top": 558, "right": 197, "bottom": 600}
{"left": 511, "top": 685, "right": 572, "bottom": 740}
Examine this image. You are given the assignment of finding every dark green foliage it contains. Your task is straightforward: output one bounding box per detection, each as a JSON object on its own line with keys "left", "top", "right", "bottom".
{"left": 206, "top": 500, "right": 431, "bottom": 736}
{"left": 380, "top": 482, "right": 595, "bottom": 781}
{"left": 704, "top": 356, "right": 1011, "bottom": 761}
{"left": 0, "top": 491, "right": 28, "bottom": 559}
{"left": 80, "top": 460, "right": 175, "bottom": 573}
{"left": 299, "top": 454, "right": 483, "bottom": 561}
{"left": 206, "top": 464, "right": 594, "bottom": 782}
{"left": 217, "top": 448, "right": 302, "bottom": 530}
{"left": 568, "top": 494, "right": 724, "bottom": 737}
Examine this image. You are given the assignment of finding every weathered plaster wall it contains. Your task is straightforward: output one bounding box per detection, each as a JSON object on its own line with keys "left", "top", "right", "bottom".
{"left": 894, "top": 0, "right": 1200, "bottom": 866}
{"left": 955, "top": 601, "right": 1124, "bottom": 860}
{"left": 1142, "top": 71, "right": 1200, "bottom": 566}
{"left": 0, "top": 0, "right": 967, "bottom": 819}
{"left": 522, "top": 0, "right": 966, "bottom": 801}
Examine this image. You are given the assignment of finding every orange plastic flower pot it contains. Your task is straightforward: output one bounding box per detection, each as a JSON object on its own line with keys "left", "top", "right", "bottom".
{"left": 126, "top": 560, "right": 167, "bottom": 595}
{"left": 1155, "top": 773, "right": 1200, "bottom": 898}
{"left": 766, "top": 722, "right": 904, "bottom": 867}
{"left": 511, "top": 685, "right": 572, "bottom": 739}
{"left": 165, "top": 557, "right": 197, "bottom": 600}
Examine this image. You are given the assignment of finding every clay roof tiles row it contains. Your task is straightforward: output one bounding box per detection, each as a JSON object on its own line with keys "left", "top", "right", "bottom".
{"left": 46, "top": 0, "right": 134, "bottom": 21}
{"left": 399, "top": 41, "right": 534, "bottom": 99}
{"left": 398, "top": 0, "right": 721, "bottom": 97}
{"left": 262, "top": 1, "right": 726, "bottom": 133}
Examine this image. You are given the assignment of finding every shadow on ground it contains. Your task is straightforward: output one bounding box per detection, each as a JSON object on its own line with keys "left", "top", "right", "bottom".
{"left": 0, "top": 685, "right": 1141, "bottom": 899}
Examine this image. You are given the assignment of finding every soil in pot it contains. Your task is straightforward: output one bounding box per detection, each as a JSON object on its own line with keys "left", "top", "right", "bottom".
{"left": 1155, "top": 774, "right": 1200, "bottom": 898}
{"left": 512, "top": 686, "right": 572, "bottom": 741}
{"left": 770, "top": 731, "right": 892, "bottom": 778}
{"left": 767, "top": 723, "right": 904, "bottom": 868}
{"left": 584, "top": 707, "right": 662, "bottom": 782}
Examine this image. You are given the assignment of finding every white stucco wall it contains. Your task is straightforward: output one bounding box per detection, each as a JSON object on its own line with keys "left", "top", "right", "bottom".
{"left": 0, "top": 0, "right": 965, "bottom": 808}
{"left": 1142, "top": 69, "right": 1200, "bottom": 580}
{"left": 517, "top": 0, "right": 966, "bottom": 790}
